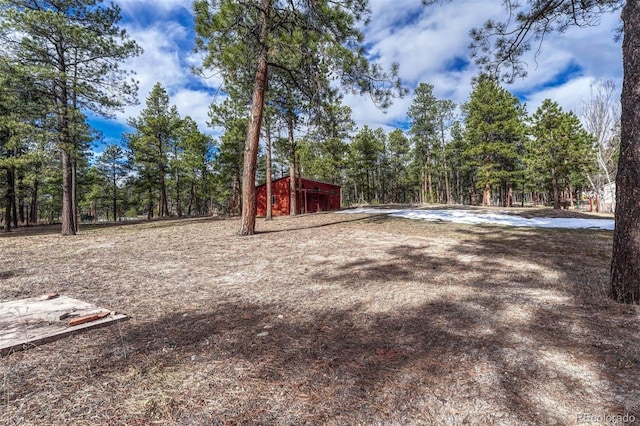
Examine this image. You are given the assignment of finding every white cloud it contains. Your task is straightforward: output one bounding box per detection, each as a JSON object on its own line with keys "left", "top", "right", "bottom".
{"left": 523, "top": 77, "right": 614, "bottom": 120}
{"left": 96, "top": 1, "right": 622, "bottom": 144}
{"left": 172, "top": 89, "right": 215, "bottom": 132}
{"left": 346, "top": 0, "right": 623, "bottom": 134}
{"left": 115, "top": 0, "right": 193, "bottom": 16}
{"left": 126, "top": 24, "right": 189, "bottom": 87}
{"left": 107, "top": 1, "right": 218, "bottom": 136}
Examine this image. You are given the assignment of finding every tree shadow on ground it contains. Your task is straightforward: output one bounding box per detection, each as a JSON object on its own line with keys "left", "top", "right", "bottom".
{"left": 254, "top": 213, "right": 378, "bottom": 235}
{"left": 87, "top": 293, "right": 639, "bottom": 424}
{"left": 2, "top": 212, "right": 636, "bottom": 424}
{"left": 0, "top": 215, "right": 218, "bottom": 238}
{"left": 69, "top": 216, "right": 638, "bottom": 424}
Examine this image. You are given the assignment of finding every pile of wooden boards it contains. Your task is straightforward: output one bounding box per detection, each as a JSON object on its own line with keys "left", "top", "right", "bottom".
{"left": 0, "top": 294, "right": 128, "bottom": 355}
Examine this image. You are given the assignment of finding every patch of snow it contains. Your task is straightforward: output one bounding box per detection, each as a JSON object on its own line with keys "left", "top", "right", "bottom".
{"left": 339, "top": 208, "right": 614, "bottom": 230}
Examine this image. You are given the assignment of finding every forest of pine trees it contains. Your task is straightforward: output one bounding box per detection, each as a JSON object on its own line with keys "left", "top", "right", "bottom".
{"left": 1, "top": 73, "right": 618, "bottom": 228}
{"left": 297, "top": 76, "right": 607, "bottom": 210}
{"left": 0, "top": 0, "right": 621, "bottom": 231}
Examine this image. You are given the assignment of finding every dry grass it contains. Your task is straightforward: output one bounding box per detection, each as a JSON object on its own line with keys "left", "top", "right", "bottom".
{"left": 1, "top": 207, "right": 638, "bottom": 425}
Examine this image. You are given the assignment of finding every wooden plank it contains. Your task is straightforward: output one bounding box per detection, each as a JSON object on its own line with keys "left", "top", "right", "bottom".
{"left": 0, "top": 295, "right": 129, "bottom": 356}
{"left": 68, "top": 311, "right": 110, "bottom": 327}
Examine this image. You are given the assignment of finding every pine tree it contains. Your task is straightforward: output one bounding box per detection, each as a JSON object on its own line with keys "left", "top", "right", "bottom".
{"left": 422, "top": 0, "right": 636, "bottom": 304}
{"left": 177, "top": 117, "right": 214, "bottom": 216}
{"left": 528, "top": 100, "right": 596, "bottom": 209}
{"left": 433, "top": 99, "right": 457, "bottom": 204}
{"left": 422, "top": 0, "right": 640, "bottom": 304}
{"left": 300, "top": 92, "right": 354, "bottom": 187}
{"left": 194, "top": 0, "right": 406, "bottom": 235}
{"left": 95, "top": 144, "right": 128, "bottom": 221}
{"left": 408, "top": 83, "right": 438, "bottom": 204}
{"left": 0, "top": 61, "right": 62, "bottom": 230}
{"left": 446, "top": 121, "right": 475, "bottom": 204}
{"left": 209, "top": 97, "right": 249, "bottom": 215}
{"left": 463, "top": 75, "right": 526, "bottom": 206}
{"left": 347, "top": 126, "right": 384, "bottom": 204}
{"left": 126, "top": 83, "right": 182, "bottom": 218}
{"left": 387, "top": 129, "right": 411, "bottom": 204}
{"left": 0, "top": 0, "right": 141, "bottom": 235}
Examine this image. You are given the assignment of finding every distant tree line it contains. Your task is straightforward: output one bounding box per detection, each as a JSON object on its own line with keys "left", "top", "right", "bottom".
{"left": 0, "top": 0, "right": 621, "bottom": 225}
{"left": 267, "top": 76, "right": 618, "bottom": 212}
{"left": 1, "top": 69, "right": 620, "bottom": 229}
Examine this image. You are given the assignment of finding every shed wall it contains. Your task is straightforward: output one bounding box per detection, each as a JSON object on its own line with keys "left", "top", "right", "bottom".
{"left": 256, "top": 177, "right": 340, "bottom": 217}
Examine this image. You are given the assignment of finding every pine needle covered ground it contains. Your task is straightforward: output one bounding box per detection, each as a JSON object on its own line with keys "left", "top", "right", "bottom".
{"left": 1, "top": 208, "right": 638, "bottom": 425}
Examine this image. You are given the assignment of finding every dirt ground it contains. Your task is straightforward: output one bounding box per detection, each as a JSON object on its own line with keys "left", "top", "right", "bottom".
{"left": 1, "top": 207, "right": 638, "bottom": 425}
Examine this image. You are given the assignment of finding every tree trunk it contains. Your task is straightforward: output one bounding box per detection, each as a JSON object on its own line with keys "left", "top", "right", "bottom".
{"left": 176, "top": 176, "right": 182, "bottom": 217}
{"left": 421, "top": 167, "right": 426, "bottom": 204}
{"left": 18, "top": 199, "right": 25, "bottom": 225}
{"left": 159, "top": 161, "right": 169, "bottom": 217}
{"left": 4, "top": 169, "right": 14, "bottom": 232}
{"left": 18, "top": 173, "right": 25, "bottom": 225}
{"left": 456, "top": 170, "right": 461, "bottom": 204}
{"left": 569, "top": 185, "right": 575, "bottom": 208}
{"left": 265, "top": 120, "right": 273, "bottom": 220}
{"left": 30, "top": 176, "right": 38, "bottom": 225}
{"left": 376, "top": 166, "right": 387, "bottom": 204}
{"left": 423, "top": 144, "right": 433, "bottom": 203}
{"left": 297, "top": 154, "right": 302, "bottom": 207}
{"left": 72, "top": 160, "right": 78, "bottom": 231}
{"left": 71, "top": 50, "right": 80, "bottom": 233}
{"left": 58, "top": 98, "right": 75, "bottom": 235}
{"left": 239, "top": 0, "right": 271, "bottom": 236}
{"left": 187, "top": 181, "right": 195, "bottom": 216}
{"left": 194, "top": 178, "right": 201, "bottom": 215}
{"left": 10, "top": 169, "right": 18, "bottom": 228}
{"left": 147, "top": 187, "right": 153, "bottom": 220}
{"left": 426, "top": 163, "right": 433, "bottom": 203}
{"left": 233, "top": 174, "right": 241, "bottom": 214}
{"left": 610, "top": 1, "right": 640, "bottom": 304}
{"left": 112, "top": 172, "right": 118, "bottom": 221}
{"left": 288, "top": 115, "right": 297, "bottom": 216}
{"left": 53, "top": 42, "right": 75, "bottom": 235}
{"left": 353, "top": 180, "right": 358, "bottom": 204}
{"left": 175, "top": 148, "right": 182, "bottom": 217}
{"left": 61, "top": 149, "right": 75, "bottom": 235}
{"left": 470, "top": 177, "right": 477, "bottom": 205}
{"left": 597, "top": 149, "right": 616, "bottom": 211}
{"left": 482, "top": 181, "right": 491, "bottom": 206}
{"left": 443, "top": 157, "right": 452, "bottom": 204}
{"left": 551, "top": 168, "right": 560, "bottom": 209}
{"left": 392, "top": 168, "right": 398, "bottom": 203}
{"left": 439, "top": 128, "right": 452, "bottom": 204}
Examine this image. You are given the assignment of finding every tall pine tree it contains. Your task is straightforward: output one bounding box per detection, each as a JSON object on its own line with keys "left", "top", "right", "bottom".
{"left": 463, "top": 75, "right": 526, "bottom": 207}
{"left": 194, "top": 0, "right": 406, "bottom": 235}
{"left": 528, "top": 100, "right": 596, "bottom": 209}
{"left": 126, "top": 83, "right": 182, "bottom": 219}
{"left": 0, "top": 0, "right": 141, "bottom": 235}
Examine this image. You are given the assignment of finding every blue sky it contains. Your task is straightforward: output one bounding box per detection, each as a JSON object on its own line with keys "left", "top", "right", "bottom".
{"left": 90, "top": 0, "right": 623, "bottom": 152}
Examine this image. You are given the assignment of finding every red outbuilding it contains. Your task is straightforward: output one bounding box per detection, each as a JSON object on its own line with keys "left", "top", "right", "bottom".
{"left": 256, "top": 176, "right": 341, "bottom": 217}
